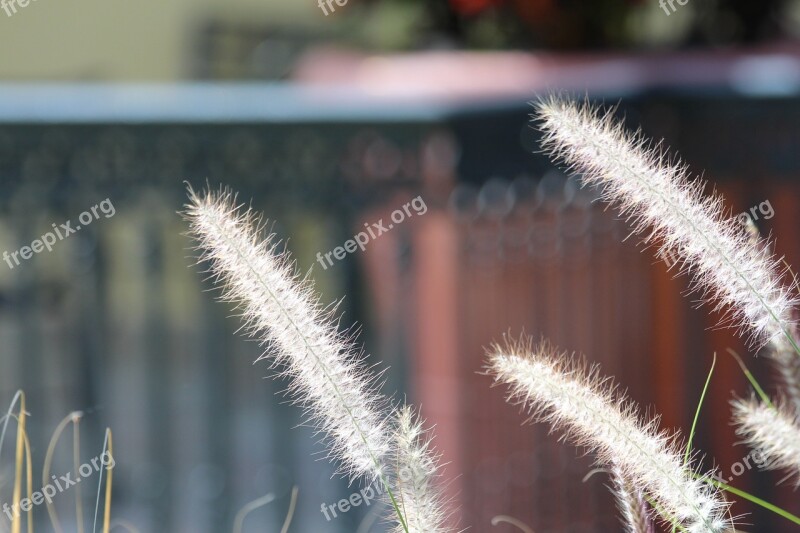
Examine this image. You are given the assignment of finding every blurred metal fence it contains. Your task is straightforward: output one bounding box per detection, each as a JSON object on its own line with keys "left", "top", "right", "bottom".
{"left": 0, "top": 85, "right": 445, "bottom": 533}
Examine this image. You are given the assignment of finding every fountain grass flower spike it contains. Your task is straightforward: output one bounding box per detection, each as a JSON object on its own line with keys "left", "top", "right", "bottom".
{"left": 184, "top": 187, "right": 452, "bottom": 533}
{"left": 184, "top": 187, "right": 391, "bottom": 480}
{"left": 732, "top": 398, "right": 800, "bottom": 483}
{"left": 391, "top": 406, "right": 451, "bottom": 533}
{"left": 611, "top": 465, "right": 655, "bottom": 533}
{"left": 535, "top": 97, "right": 800, "bottom": 354}
{"left": 487, "top": 337, "right": 732, "bottom": 533}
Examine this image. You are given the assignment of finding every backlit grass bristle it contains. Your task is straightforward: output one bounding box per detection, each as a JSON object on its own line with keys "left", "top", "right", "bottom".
{"left": 487, "top": 337, "right": 731, "bottom": 533}
{"left": 184, "top": 187, "right": 392, "bottom": 482}
{"left": 732, "top": 398, "right": 800, "bottom": 484}
{"left": 391, "top": 406, "right": 450, "bottom": 533}
{"left": 184, "top": 186, "right": 456, "bottom": 533}
{"left": 536, "top": 97, "right": 800, "bottom": 352}
{"left": 611, "top": 465, "right": 654, "bottom": 533}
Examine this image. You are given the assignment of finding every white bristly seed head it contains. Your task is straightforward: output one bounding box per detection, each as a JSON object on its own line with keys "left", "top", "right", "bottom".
{"left": 391, "top": 406, "right": 450, "bottom": 533}
{"left": 766, "top": 342, "right": 800, "bottom": 417}
{"left": 742, "top": 221, "right": 800, "bottom": 414}
{"left": 732, "top": 398, "right": 800, "bottom": 483}
{"left": 611, "top": 464, "right": 654, "bottom": 533}
{"left": 487, "top": 337, "right": 731, "bottom": 533}
{"left": 184, "top": 187, "right": 391, "bottom": 481}
{"left": 535, "top": 97, "right": 799, "bottom": 351}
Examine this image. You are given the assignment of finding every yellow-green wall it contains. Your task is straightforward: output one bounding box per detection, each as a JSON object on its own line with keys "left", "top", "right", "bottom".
{"left": 0, "top": 0, "right": 322, "bottom": 80}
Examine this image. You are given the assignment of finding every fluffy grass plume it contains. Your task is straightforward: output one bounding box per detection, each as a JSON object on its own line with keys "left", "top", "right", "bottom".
{"left": 184, "top": 187, "right": 392, "bottom": 481}
{"left": 611, "top": 465, "right": 654, "bottom": 533}
{"left": 742, "top": 220, "right": 800, "bottom": 413}
{"left": 732, "top": 398, "right": 800, "bottom": 483}
{"left": 766, "top": 343, "right": 800, "bottom": 416}
{"left": 392, "top": 406, "right": 450, "bottom": 533}
{"left": 185, "top": 187, "right": 454, "bottom": 533}
{"left": 487, "top": 337, "right": 731, "bottom": 533}
{"left": 535, "top": 98, "right": 799, "bottom": 352}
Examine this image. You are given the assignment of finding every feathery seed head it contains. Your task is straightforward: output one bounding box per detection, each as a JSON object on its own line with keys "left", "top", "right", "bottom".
{"left": 535, "top": 97, "right": 799, "bottom": 350}
{"left": 184, "top": 187, "right": 391, "bottom": 481}
{"left": 487, "top": 337, "right": 731, "bottom": 533}
{"left": 732, "top": 398, "right": 800, "bottom": 484}
{"left": 765, "top": 341, "right": 800, "bottom": 416}
{"left": 611, "top": 464, "right": 655, "bottom": 533}
{"left": 391, "top": 406, "right": 450, "bottom": 533}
